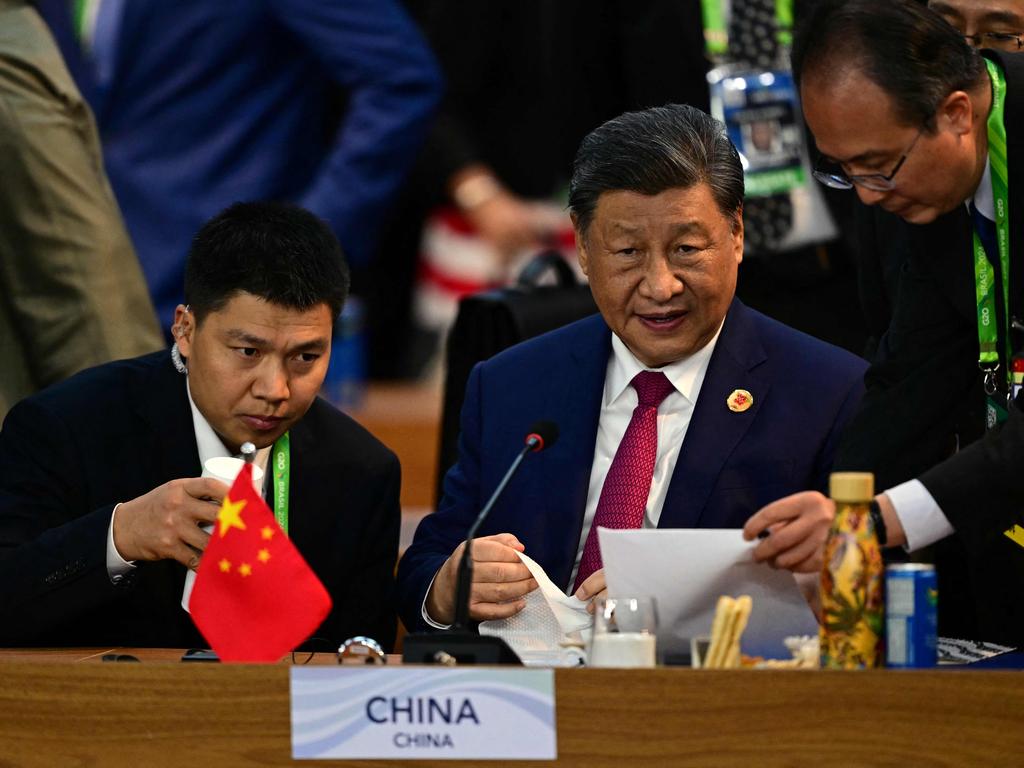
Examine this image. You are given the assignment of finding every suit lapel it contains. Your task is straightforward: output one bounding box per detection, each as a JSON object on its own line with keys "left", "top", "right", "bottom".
{"left": 914, "top": 207, "right": 973, "bottom": 322}
{"left": 128, "top": 353, "right": 203, "bottom": 640}
{"left": 133, "top": 354, "right": 202, "bottom": 488}
{"left": 539, "top": 316, "right": 610, "bottom": 589}
{"left": 280, "top": 411, "right": 325, "bottom": 564}
{"left": 659, "top": 300, "right": 770, "bottom": 529}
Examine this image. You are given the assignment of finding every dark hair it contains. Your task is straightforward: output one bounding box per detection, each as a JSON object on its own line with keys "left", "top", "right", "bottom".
{"left": 792, "top": 0, "right": 985, "bottom": 130}
{"left": 568, "top": 104, "right": 744, "bottom": 234}
{"left": 184, "top": 202, "right": 350, "bottom": 323}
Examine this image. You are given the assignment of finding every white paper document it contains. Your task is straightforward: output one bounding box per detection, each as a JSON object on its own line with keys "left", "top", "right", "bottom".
{"left": 599, "top": 528, "right": 818, "bottom": 658}
{"left": 479, "top": 551, "right": 591, "bottom": 666}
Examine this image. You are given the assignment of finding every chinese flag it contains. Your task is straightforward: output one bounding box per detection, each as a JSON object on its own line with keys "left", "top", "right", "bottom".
{"left": 190, "top": 463, "right": 331, "bottom": 662}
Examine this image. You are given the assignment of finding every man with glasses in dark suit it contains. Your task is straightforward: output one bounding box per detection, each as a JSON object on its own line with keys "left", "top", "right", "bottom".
{"left": 744, "top": 0, "right": 1024, "bottom": 646}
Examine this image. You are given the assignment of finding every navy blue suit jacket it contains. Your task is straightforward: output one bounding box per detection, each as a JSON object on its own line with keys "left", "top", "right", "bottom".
{"left": 398, "top": 300, "right": 866, "bottom": 632}
{"left": 0, "top": 352, "right": 400, "bottom": 649}
{"left": 37, "top": 0, "right": 442, "bottom": 328}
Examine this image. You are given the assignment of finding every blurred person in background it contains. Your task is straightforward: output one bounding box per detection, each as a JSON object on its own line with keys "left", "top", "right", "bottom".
{"left": 363, "top": 0, "right": 715, "bottom": 378}
{"left": 0, "top": 0, "right": 162, "bottom": 421}
{"left": 36, "top": 0, "right": 442, "bottom": 338}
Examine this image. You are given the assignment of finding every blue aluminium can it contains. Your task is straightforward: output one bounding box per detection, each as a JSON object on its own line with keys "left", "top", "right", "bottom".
{"left": 885, "top": 563, "right": 938, "bottom": 668}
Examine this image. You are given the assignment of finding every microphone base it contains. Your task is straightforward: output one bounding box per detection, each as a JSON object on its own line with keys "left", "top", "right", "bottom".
{"left": 402, "top": 631, "right": 522, "bottom": 665}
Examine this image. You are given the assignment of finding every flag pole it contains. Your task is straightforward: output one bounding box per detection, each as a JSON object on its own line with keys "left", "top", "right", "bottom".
{"left": 240, "top": 442, "right": 256, "bottom": 464}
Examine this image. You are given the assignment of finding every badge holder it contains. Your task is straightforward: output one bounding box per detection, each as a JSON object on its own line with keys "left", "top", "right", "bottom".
{"left": 707, "top": 65, "right": 837, "bottom": 250}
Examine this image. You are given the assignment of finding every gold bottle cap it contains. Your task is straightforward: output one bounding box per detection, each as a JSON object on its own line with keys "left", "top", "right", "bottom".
{"left": 829, "top": 472, "right": 874, "bottom": 502}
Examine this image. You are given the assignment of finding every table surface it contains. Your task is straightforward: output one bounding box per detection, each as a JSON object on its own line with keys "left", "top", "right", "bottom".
{"left": 0, "top": 648, "right": 1022, "bottom": 767}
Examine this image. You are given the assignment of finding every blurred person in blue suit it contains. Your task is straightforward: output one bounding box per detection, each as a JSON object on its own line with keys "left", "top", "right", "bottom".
{"left": 38, "top": 0, "right": 442, "bottom": 332}
{"left": 397, "top": 104, "right": 868, "bottom": 632}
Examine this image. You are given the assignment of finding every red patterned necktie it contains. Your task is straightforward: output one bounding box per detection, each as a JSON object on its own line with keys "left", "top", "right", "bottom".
{"left": 573, "top": 370, "right": 676, "bottom": 593}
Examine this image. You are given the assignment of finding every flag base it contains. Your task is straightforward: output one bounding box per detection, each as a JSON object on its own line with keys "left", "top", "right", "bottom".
{"left": 402, "top": 631, "right": 522, "bottom": 665}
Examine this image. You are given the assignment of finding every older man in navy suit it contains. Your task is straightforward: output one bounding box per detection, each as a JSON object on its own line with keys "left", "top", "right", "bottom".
{"left": 398, "top": 104, "right": 868, "bottom": 632}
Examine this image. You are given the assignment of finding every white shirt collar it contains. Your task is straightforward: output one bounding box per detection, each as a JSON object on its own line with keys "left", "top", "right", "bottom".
{"left": 971, "top": 154, "right": 995, "bottom": 221}
{"left": 605, "top": 320, "right": 724, "bottom": 407}
{"left": 186, "top": 379, "right": 271, "bottom": 483}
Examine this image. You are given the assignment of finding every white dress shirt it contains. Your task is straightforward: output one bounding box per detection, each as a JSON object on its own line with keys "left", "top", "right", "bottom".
{"left": 886, "top": 158, "right": 993, "bottom": 551}
{"left": 105, "top": 379, "right": 271, "bottom": 580}
{"left": 566, "top": 328, "right": 721, "bottom": 590}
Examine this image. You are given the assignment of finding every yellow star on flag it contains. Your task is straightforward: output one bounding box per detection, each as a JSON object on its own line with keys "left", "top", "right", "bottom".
{"left": 239, "top": 563, "right": 253, "bottom": 577}
{"left": 261, "top": 526, "right": 275, "bottom": 541}
{"left": 257, "top": 548, "right": 271, "bottom": 564}
{"left": 217, "top": 496, "right": 247, "bottom": 537}
{"left": 218, "top": 558, "right": 232, "bottom": 573}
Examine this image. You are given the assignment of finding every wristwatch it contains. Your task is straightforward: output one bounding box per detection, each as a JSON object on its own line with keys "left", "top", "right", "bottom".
{"left": 868, "top": 499, "right": 888, "bottom": 547}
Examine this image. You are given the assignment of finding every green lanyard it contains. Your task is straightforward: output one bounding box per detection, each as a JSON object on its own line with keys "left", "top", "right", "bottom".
{"left": 71, "top": 0, "right": 100, "bottom": 49}
{"left": 271, "top": 432, "right": 290, "bottom": 535}
{"left": 975, "top": 59, "right": 1013, "bottom": 416}
{"left": 700, "top": 0, "right": 794, "bottom": 58}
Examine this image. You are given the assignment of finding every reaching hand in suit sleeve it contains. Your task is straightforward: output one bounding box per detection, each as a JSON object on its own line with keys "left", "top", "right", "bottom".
{"left": 425, "top": 533, "right": 538, "bottom": 624}
{"left": 113, "top": 477, "right": 227, "bottom": 568}
{"left": 743, "top": 490, "right": 908, "bottom": 571}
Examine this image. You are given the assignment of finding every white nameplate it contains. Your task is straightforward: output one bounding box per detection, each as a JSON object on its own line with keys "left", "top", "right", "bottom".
{"left": 290, "top": 667, "right": 556, "bottom": 760}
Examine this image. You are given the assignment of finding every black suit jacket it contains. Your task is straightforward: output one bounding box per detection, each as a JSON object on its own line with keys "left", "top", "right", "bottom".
{"left": 836, "top": 51, "right": 1024, "bottom": 643}
{"left": 0, "top": 351, "right": 400, "bottom": 650}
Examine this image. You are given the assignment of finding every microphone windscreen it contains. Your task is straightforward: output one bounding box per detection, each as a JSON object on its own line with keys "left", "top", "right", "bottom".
{"left": 526, "top": 420, "right": 559, "bottom": 451}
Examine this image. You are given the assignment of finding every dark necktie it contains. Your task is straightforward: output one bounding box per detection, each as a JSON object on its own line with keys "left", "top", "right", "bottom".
{"left": 572, "top": 371, "right": 676, "bottom": 592}
{"left": 970, "top": 201, "right": 998, "bottom": 263}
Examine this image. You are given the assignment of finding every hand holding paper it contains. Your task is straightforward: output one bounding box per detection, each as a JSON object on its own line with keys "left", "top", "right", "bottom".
{"left": 599, "top": 528, "right": 819, "bottom": 658}
{"left": 743, "top": 490, "right": 835, "bottom": 572}
{"left": 573, "top": 568, "right": 608, "bottom": 615}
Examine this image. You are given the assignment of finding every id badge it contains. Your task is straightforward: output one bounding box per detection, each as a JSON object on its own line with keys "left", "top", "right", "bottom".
{"left": 708, "top": 67, "right": 806, "bottom": 197}
{"left": 987, "top": 395, "right": 1009, "bottom": 430}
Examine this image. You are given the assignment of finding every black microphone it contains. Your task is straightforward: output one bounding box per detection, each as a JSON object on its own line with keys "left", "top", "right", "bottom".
{"left": 402, "top": 420, "right": 558, "bottom": 665}
{"left": 453, "top": 420, "right": 559, "bottom": 630}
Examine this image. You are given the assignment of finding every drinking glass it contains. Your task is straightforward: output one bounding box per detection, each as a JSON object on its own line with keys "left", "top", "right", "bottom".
{"left": 588, "top": 596, "right": 658, "bottom": 668}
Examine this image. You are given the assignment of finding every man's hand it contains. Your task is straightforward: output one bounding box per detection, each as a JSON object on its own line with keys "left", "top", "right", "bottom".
{"left": 743, "top": 491, "right": 836, "bottom": 573}
{"left": 466, "top": 194, "right": 566, "bottom": 259}
{"left": 573, "top": 569, "right": 607, "bottom": 615}
{"left": 113, "top": 477, "right": 228, "bottom": 568}
{"left": 425, "top": 533, "right": 538, "bottom": 624}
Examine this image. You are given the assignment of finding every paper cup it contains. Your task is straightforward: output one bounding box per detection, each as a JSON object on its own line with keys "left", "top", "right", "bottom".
{"left": 181, "top": 458, "right": 264, "bottom": 612}
{"left": 202, "top": 456, "right": 264, "bottom": 492}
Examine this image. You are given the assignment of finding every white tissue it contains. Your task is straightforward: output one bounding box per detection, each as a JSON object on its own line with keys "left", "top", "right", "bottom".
{"left": 478, "top": 552, "right": 592, "bottom": 666}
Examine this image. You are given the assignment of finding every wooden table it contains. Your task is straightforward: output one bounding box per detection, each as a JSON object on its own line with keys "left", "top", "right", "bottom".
{"left": 0, "top": 650, "right": 1021, "bottom": 766}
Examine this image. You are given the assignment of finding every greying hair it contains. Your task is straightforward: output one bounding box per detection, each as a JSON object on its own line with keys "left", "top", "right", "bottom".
{"left": 568, "top": 104, "right": 744, "bottom": 234}
{"left": 792, "top": 0, "right": 985, "bottom": 132}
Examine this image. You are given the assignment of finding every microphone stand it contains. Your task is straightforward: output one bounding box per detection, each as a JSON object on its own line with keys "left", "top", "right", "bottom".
{"left": 402, "top": 436, "right": 544, "bottom": 665}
